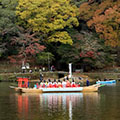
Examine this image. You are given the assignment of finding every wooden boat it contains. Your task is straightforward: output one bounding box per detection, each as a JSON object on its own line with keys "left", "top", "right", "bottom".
{"left": 10, "top": 77, "right": 102, "bottom": 93}
{"left": 96, "top": 80, "right": 116, "bottom": 85}
{"left": 10, "top": 84, "right": 101, "bottom": 93}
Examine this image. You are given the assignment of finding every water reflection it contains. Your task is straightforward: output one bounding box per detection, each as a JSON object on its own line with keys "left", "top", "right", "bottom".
{"left": 14, "top": 92, "right": 99, "bottom": 120}
{"left": 17, "top": 95, "right": 29, "bottom": 119}
{"left": 39, "top": 93, "right": 83, "bottom": 120}
{"left": 82, "top": 93, "right": 100, "bottom": 120}
{"left": 1, "top": 82, "right": 120, "bottom": 120}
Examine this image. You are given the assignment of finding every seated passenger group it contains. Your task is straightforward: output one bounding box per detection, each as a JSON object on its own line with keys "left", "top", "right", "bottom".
{"left": 34, "top": 79, "right": 80, "bottom": 89}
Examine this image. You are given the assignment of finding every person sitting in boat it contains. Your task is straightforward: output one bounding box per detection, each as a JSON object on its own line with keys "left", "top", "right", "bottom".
{"left": 42, "top": 80, "right": 47, "bottom": 88}
{"left": 58, "top": 80, "right": 62, "bottom": 88}
{"left": 104, "top": 78, "right": 107, "bottom": 81}
{"left": 66, "top": 80, "right": 71, "bottom": 87}
{"left": 53, "top": 79, "right": 57, "bottom": 88}
{"left": 33, "top": 84, "right": 37, "bottom": 89}
{"left": 36, "top": 83, "right": 39, "bottom": 89}
{"left": 64, "top": 75, "right": 69, "bottom": 80}
{"left": 66, "top": 76, "right": 69, "bottom": 80}
{"left": 62, "top": 79, "right": 67, "bottom": 88}
{"left": 48, "top": 79, "right": 52, "bottom": 88}
{"left": 39, "top": 80, "right": 44, "bottom": 88}
{"left": 71, "top": 79, "right": 76, "bottom": 87}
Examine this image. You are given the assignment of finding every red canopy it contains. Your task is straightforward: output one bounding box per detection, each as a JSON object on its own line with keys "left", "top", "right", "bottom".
{"left": 17, "top": 77, "right": 29, "bottom": 88}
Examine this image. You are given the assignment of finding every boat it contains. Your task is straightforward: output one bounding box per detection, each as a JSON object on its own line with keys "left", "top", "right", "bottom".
{"left": 96, "top": 80, "right": 116, "bottom": 85}
{"left": 9, "top": 77, "right": 102, "bottom": 93}
{"left": 10, "top": 84, "right": 101, "bottom": 93}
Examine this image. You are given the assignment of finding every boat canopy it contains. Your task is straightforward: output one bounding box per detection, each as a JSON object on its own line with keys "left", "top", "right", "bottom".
{"left": 17, "top": 77, "right": 29, "bottom": 88}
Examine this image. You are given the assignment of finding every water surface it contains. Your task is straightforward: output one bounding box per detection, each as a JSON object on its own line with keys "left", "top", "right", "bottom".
{"left": 0, "top": 82, "right": 120, "bottom": 120}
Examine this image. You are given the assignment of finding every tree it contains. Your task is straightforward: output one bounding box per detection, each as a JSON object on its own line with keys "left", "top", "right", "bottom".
{"left": 8, "top": 27, "right": 45, "bottom": 64}
{"left": 0, "top": 0, "right": 18, "bottom": 57}
{"left": 16, "top": 0, "right": 79, "bottom": 45}
{"left": 79, "top": 0, "right": 120, "bottom": 47}
{"left": 87, "top": 4, "right": 120, "bottom": 47}
{"left": 70, "top": 0, "right": 87, "bottom": 7}
{"left": 36, "top": 52, "right": 54, "bottom": 67}
{"left": 57, "top": 28, "right": 114, "bottom": 70}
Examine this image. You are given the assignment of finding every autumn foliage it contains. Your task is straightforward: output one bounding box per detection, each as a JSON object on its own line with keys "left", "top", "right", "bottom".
{"left": 79, "top": 0, "right": 120, "bottom": 47}
{"left": 0, "top": 0, "right": 119, "bottom": 70}
{"left": 8, "top": 27, "right": 45, "bottom": 63}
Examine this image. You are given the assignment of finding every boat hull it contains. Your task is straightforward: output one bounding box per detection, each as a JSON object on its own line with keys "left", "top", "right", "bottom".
{"left": 10, "top": 84, "right": 100, "bottom": 93}
{"left": 83, "top": 86, "right": 98, "bottom": 92}
{"left": 96, "top": 80, "right": 116, "bottom": 84}
{"left": 40, "top": 87, "right": 83, "bottom": 93}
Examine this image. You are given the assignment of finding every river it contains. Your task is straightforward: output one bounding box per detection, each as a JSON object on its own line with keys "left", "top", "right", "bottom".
{"left": 0, "top": 82, "right": 120, "bottom": 120}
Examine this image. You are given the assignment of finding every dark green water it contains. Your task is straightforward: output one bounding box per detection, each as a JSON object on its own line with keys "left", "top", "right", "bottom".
{"left": 0, "top": 82, "right": 120, "bottom": 120}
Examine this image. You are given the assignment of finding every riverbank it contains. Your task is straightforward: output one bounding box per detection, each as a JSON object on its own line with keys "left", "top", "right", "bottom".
{"left": 0, "top": 71, "right": 120, "bottom": 83}
{"left": 0, "top": 71, "right": 67, "bottom": 82}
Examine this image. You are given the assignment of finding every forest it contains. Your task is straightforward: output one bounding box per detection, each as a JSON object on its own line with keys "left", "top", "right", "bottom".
{"left": 0, "top": 0, "right": 120, "bottom": 72}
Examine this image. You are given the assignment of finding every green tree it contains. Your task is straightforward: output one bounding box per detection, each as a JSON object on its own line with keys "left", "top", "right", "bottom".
{"left": 57, "top": 28, "right": 114, "bottom": 70}
{"left": 36, "top": 52, "right": 54, "bottom": 66}
{"left": 71, "top": 0, "right": 87, "bottom": 7}
{"left": 0, "top": 0, "right": 18, "bottom": 57}
{"left": 16, "top": 0, "right": 79, "bottom": 45}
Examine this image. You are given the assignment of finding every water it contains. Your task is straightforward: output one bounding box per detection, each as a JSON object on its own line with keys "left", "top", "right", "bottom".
{"left": 0, "top": 82, "right": 120, "bottom": 120}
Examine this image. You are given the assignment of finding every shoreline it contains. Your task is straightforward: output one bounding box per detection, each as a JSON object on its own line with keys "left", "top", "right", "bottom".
{"left": 0, "top": 72, "right": 119, "bottom": 83}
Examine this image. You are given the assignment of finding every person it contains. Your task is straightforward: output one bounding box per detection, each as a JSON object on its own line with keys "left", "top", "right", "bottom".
{"left": 51, "top": 65, "right": 55, "bottom": 72}
{"left": 42, "top": 67, "right": 45, "bottom": 71}
{"left": 22, "top": 66, "right": 26, "bottom": 73}
{"left": 40, "top": 80, "right": 44, "bottom": 88}
{"left": 35, "top": 67, "right": 37, "bottom": 72}
{"left": 62, "top": 79, "right": 67, "bottom": 88}
{"left": 64, "top": 76, "right": 67, "bottom": 79}
{"left": 33, "top": 84, "right": 37, "bottom": 89}
{"left": 41, "top": 80, "right": 48, "bottom": 88}
{"left": 97, "top": 78, "right": 101, "bottom": 82}
{"left": 48, "top": 79, "right": 52, "bottom": 88}
{"left": 71, "top": 79, "right": 75, "bottom": 84}
{"left": 53, "top": 79, "right": 57, "bottom": 87}
{"left": 28, "top": 81, "right": 29, "bottom": 88}
{"left": 29, "top": 69, "right": 32, "bottom": 73}
{"left": 66, "top": 76, "right": 69, "bottom": 80}
{"left": 58, "top": 80, "right": 62, "bottom": 88}
{"left": 66, "top": 80, "right": 71, "bottom": 87}
{"left": 33, "top": 83, "right": 38, "bottom": 89}
{"left": 78, "top": 77, "right": 83, "bottom": 80}
{"left": 104, "top": 78, "right": 107, "bottom": 81}
{"left": 39, "top": 73, "right": 43, "bottom": 83}
{"left": 36, "top": 83, "right": 39, "bottom": 88}
{"left": 71, "top": 79, "right": 76, "bottom": 87}
{"left": 86, "top": 79, "right": 90, "bottom": 86}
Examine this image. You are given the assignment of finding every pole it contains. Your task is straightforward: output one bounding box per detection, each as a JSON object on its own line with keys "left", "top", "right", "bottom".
{"left": 69, "top": 63, "right": 72, "bottom": 78}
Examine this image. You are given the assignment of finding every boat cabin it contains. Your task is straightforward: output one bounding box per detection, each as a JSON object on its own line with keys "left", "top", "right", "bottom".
{"left": 17, "top": 77, "right": 29, "bottom": 88}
